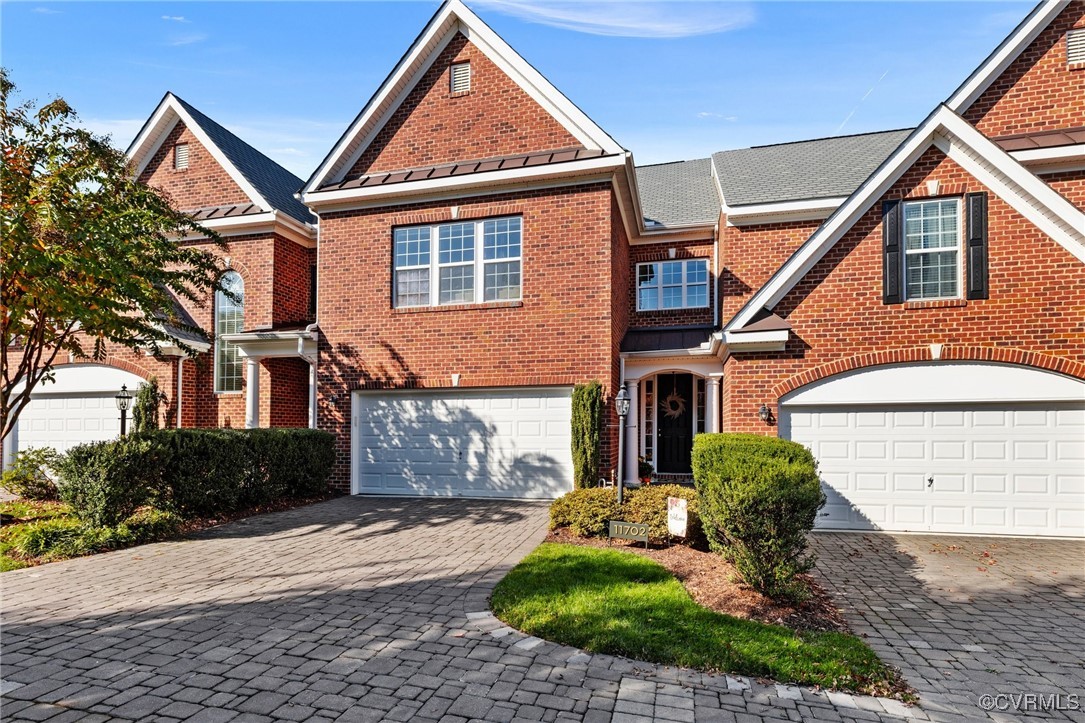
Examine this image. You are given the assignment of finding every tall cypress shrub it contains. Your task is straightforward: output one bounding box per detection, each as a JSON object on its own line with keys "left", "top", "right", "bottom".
{"left": 570, "top": 381, "right": 603, "bottom": 489}
{"left": 131, "top": 376, "right": 163, "bottom": 433}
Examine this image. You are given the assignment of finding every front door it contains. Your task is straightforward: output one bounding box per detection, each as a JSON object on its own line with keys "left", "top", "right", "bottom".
{"left": 656, "top": 373, "right": 693, "bottom": 473}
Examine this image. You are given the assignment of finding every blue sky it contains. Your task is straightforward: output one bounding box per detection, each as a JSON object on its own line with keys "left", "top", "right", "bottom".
{"left": 3, "top": 1, "right": 1032, "bottom": 179}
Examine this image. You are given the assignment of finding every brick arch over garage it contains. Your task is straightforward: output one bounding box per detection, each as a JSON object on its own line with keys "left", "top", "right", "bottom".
{"left": 58, "top": 356, "right": 155, "bottom": 382}
{"left": 772, "top": 346, "right": 1085, "bottom": 400}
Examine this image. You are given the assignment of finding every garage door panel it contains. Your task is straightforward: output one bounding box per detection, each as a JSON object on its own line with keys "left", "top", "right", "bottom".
{"left": 784, "top": 399, "right": 1085, "bottom": 537}
{"left": 354, "top": 388, "right": 573, "bottom": 499}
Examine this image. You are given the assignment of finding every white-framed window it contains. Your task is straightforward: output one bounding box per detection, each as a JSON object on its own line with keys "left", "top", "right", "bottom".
{"left": 636, "top": 259, "right": 709, "bottom": 311}
{"left": 214, "top": 271, "right": 244, "bottom": 393}
{"left": 394, "top": 216, "right": 522, "bottom": 308}
{"left": 174, "top": 143, "right": 189, "bottom": 170}
{"left": 903, "top": 198, "right": 961, "bottom": 300}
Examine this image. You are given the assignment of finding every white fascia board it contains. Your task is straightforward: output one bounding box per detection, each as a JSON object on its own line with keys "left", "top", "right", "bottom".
{"left": 1010, "top": 143, "right": 1085, "bottom": 165}
{"left": 619, "top": 346, "right": 716, "bottom": 360}
{"left": 726, "top": 112, "right": 941, "bottom": 331}
{"left": 934, "top": 114, "right": 1085, "bottom": 262}
{"left": 630, "top": 225, "right": 716, "bottom": 245}
{"left": 727, "top": 105, "right": 1085, "bottom": 333}
{"left": 721, "top": 329, "right": 790, "bottom": 346}
{"left": 303, "top": 154, "right": 624, "bottom": 208}
{"left": 945, "top": 0, "right": 1071, "bottom": 112}
{"left": 305, "top": 0, "right": 623, "bottom": 193}
{"left": 725, "top": 197, "right": 848, "bottom": 227}
{"left": 129, "top": 94, "right": 269, "bottom": 212}
{"left": 182, "top": 211, "right": 316, "bottom": 247}
{"left": 223, "top": 331, "right": 318, "bottom": 360}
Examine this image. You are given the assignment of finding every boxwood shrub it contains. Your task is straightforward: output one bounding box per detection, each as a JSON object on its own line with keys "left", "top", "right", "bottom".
{"left": 621, "top": 484, "right": 704, "bottom": 548}
{"left": 692, "top": 433, "right": 825, "bottom": 599}
{"left": 56, "top": 438, "right": 161, "bottom": 527}
{"left": 549, "top": 487, "right": 622, "bottom": 537}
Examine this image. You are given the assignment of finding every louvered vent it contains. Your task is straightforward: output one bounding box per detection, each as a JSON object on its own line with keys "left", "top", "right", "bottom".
{"left": 174, "top": 143, "right": 189, "bottom": 170}
{"left": 450, "top": 62, "right": 471, "bottom": 93}
{"left": 1069, "top": 27, "right": 1085, "bottom": 65}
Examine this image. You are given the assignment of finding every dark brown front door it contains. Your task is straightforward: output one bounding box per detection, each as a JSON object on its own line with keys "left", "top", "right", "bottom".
{"left": 656, "top": 373, "right": 693, "bottom": 474}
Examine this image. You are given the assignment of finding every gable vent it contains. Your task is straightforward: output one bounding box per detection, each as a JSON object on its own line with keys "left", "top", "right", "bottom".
{"left": 1069, "top": 27, "right": 1085, "bottom": 65}
{"left": 174, "top": 143, "right": 190, "bottom": 170}
{"left": 450, "top": 62, "right": 471, "bottom": 93}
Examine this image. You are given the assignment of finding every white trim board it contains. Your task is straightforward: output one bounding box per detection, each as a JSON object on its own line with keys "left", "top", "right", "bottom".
{"left": 126, "top": 94, "right": 267, "bottom": 212}
{"left": 945, "top": 0, "right": 1073, "bottom": 113}
{"left": 725, "top": 105, "right": 1085, "bottom": 333}
{"left": 303, "top": 0, "right": 623, "bottom": 195}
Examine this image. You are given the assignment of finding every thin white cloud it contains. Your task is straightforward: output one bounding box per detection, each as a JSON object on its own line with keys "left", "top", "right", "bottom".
{"left": 474, "top": 1, "right": 754, "bottom": 38}
{"left": 167, "top": 33, "right": 208, "bottom": 47}
{"left": 697, "top": 112, "right": 737, "bottom": 121}
{"left": 80, "top": 118, "right": 146, "bottom": 148}
{"left": 161, "top": 15, "right": 190, "bottom": 23}
{"left": 32, "top": 7, "right": 62, "bottom": 14}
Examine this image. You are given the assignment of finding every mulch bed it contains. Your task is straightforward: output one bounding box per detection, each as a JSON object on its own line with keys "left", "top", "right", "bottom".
{"left": 547, "top": 528, "right": 850, "bottom": 633}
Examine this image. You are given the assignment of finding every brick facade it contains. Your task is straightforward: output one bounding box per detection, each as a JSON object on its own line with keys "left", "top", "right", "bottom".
{"left": 347, "top": 32, "right": 582, "bottom": 178}
{"left": 627, "top": 239, "right": 715, "bottom": 328}
{"left": 964, "top": 2, "right": 1085, "bottom": 136}
{"left": 138, "top": 122, "right": 251, "bottom": 210}
{"left": 720, "top": 147, "right": 1085, "bottom": 434}
{"left": 718, "top": 219, "right": 822, "bottom": 321}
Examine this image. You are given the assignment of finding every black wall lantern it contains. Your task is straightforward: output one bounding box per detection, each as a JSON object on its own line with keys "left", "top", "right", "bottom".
{"left": 115, "top": 385, "right": 133, "bottom": 436}
{"left": 758, "top": 403, "right": 773, "bottom": 425}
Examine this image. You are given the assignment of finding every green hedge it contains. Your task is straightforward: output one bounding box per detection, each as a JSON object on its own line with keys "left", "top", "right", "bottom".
{"left": 549, "top": 487, "right": 621, "bottom": 537}
{"left": 548, "top": 484, "right": 705, "bottom": 548}
{"left": 56, "top": 428, "right": 336, "bottom": 523}
{"left": 692, "top": 433, "right": 825, "bottom": 599}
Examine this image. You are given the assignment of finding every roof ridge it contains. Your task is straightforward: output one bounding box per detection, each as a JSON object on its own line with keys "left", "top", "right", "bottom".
{"left": 635, "top": 157, "right": 711, "bottom": 169}
{"left": 717, "top": 127, "right": 913, "bottom": 155}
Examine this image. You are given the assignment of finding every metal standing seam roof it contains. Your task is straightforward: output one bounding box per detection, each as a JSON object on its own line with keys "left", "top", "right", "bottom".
{"left": 712, "top": 128, "right": 914, "bottom": 207}
{"left": 634, "top": 158, "right": 719, "bottom": 228}
{"left": 993, "top": 126, "right": 1085, "bottom": 151}
{"left": 172, "top": 96, "right": 315, "bottom": 225}
{"left": 620, "top": 326, "right": 714, "bottom": 353}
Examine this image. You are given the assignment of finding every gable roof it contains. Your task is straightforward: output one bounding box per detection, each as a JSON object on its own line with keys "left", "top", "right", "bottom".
{"left": 725, "top": 105, "right": 1085, "bottom": 333}
{"left": 126, "top": 93, "right": 314, "bottom": 225}
{"left": 635, "top": 158, "right": 719, "bottom": 228}
{"left": 302, "top": 0, "right": 624, "bottom": 196}
{"left": 946, "top": 0, "right": 1074, "bottom": 113}
{"left": 712, "top": 129, "right": 913, "bottom": 207}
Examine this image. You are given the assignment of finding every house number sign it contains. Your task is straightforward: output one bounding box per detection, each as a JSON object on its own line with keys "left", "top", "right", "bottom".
{"left": 609, "top": 521, "right": 649, "bottom": 545}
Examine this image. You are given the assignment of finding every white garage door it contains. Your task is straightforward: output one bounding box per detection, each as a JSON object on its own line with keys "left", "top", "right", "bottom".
{"left": 13, "top": 365, "right": 147, "bottom": 456}
{"left": 353, "top": 387, "right": 574, "bottom": 499}
{"left": 780, "top": 363, "right": 1085, "bottom": 537}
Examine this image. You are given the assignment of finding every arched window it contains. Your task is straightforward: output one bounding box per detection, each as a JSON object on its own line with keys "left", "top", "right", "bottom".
{"left": 214, "top": 271, "right": 244, "bottom": 393}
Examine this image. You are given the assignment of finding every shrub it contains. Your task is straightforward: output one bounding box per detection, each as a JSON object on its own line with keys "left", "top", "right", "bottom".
{"left": 240, "top": 428, "right": 336, "bottom": 504}
{"left": 141, "top": 429, "right": 248, "bottom": 517}
{"left": 693, "top": 433, "right": 825, "bottom": 599}
{"left": 123, "top": 507, "right": 183, "bottom": 543}
{"left": 570, "top": 381, "right": 603, "bottom": 489}
{"left": 1, "top": 447, "right": 61, "bottom": 500}
{"left": 549, "top": 487, "right": 621, "bottom": 537}
{"left": 131, "top": 376, "right": 164, "bottom": 433}
{"left": 621, "top": 484, "right": 705, "bottom": 548}
{"left": 55, "top": 439, "right": 158, "bottom": 527}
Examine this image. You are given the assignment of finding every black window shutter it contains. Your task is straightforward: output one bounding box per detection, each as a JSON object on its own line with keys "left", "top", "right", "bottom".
{"left": 882, "top": 200, "right": 903, "bottom": 304}
{"left": 966, "top": 192, "right": 989, "bottom": 300}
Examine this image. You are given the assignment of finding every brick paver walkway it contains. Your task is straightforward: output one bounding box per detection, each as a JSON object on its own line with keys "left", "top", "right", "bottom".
{"left": 2, "top": 497, "right": 1082, "bottom": 722}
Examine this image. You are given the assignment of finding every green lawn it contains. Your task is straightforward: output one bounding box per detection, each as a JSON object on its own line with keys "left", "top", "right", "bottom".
{"left": 492, "top": 543, "right": 905, "bottom": 696}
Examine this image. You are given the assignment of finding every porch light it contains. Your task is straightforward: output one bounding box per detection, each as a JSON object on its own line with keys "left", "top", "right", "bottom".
{"left": 758, "top": 403, "right": 771, "bottom": 424}
{"left": 115, "top": 385, "right": 133, "bottom": 437}
{"left": 615, "top": 386, "right": 631, "bottom": 418}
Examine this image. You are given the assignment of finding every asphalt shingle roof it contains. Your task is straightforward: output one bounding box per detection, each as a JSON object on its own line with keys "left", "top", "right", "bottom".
{"left": 635, "top": 158, "right": 719, "bottom": 228}
{"left": 712, "top": 129, "right": 913, "bottom": 207}
{"left": 174, "top": 96, "right": 315, "bottom": 225}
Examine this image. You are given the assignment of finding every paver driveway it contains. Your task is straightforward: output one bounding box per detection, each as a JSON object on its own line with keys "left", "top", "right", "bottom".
{"left": 1, "top": 497, "right": 1081, "bottom": 723}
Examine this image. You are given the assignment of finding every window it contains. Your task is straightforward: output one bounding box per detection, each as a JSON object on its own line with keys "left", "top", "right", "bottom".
{"left": 215, "top": 271, "right": 244, "bottom": 393}
{"left": 450, "top": 62, "right": 471, "bottom": 93}
{"left": 636, "top": 259, "right": 709, "bottom": 311}
{"left": 174, "top": 143, "right": 189, "bottom": 170}
{"left": 903, "top": 198, "right": 960, "bottom": 300}
{"left": 394, "top": 216, "right": 521, "bottom": 308}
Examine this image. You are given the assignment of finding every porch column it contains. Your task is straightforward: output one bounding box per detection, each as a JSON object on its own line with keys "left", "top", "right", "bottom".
{"left": 308, "top": 360, "right": 318, "bottom": 429}
{"left": 624, "top": 379, "right": 640, "bottom": 485}
{"left": 2, "top": 424, "right": 17, "bottom": 472}
{"left": 705, "top": 374, "right": 722, "bottom": 433}
{"left": 245, "top": 357, "right": 260, "bottom": 429}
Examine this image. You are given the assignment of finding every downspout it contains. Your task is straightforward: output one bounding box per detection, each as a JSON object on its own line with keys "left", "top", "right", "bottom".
{"left": 176, "top": 357, "right": 184, "bottom": 428}
{"left": 307, "top": 213, "right": 321, "bottom": 430}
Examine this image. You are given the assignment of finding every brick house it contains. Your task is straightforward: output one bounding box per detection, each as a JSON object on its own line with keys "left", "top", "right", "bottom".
{"left": 7, "top": 0, "right": 1084, "bottom": 537}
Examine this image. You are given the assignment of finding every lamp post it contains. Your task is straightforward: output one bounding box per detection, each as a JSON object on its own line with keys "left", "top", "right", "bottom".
{"left": 115, "top": 385, "right": 133, "bottom": 437}
{"left": 615, "top": 385, "right": 630, "bottom": 505}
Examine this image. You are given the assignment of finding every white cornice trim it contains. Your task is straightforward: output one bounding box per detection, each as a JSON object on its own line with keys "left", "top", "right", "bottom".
{"left": 725, "top": 105, "right": 1085, "bottom": 333}
{"left": 179, "top": 211, "right": 317, "bottom": 248}
{"left": 303, "top": 154, "right": 624, "bottom": 208}
{"left": 126, "top": 94, "right": 268, "bottom": 213}
{"left": 945, "top": 0, "right": 1072, "bottom": 113}
{"left": 303, "top": 0, "right": 623, "bottom": 194}
{"left": 725, "top": 197, "right": 848, "bottom": 227}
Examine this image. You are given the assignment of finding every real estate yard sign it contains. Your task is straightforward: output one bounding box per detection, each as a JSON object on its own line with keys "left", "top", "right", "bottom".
{"left": 667, "top": 497, "right": 688, "bottom": 537}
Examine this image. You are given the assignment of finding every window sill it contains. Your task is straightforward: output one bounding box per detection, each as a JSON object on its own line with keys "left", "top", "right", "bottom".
{"left": 214, "top": 391, "right": 244, "bottom": 397}
{"left": 636, "top": 306, "right": 710, "bottom": 314}
{"left": 393, "top": 300, "right": 523, "bottom": 314}
{"left": 904, "top": 298, "right": 968, "bottom": 310}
